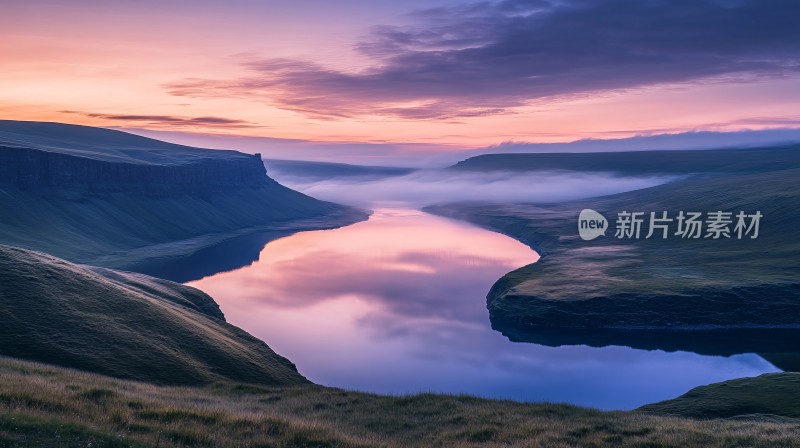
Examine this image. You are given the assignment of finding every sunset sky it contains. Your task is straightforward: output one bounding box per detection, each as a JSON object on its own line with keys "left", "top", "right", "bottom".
{"left": 2, "top": 0, "right": 800, "bottom": 159}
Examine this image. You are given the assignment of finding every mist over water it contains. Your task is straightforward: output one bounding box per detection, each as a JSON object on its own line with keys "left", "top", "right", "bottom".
{"left": 273, "top": 169, "right": 679, "bottom": 208}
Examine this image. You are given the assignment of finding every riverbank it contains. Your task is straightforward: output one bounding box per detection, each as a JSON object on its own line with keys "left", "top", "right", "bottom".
{"left": 425, "top": 167, "right": 800, "bottom": 333}
{"left": 90, "top": 207, "right": 368, "bottom": 277}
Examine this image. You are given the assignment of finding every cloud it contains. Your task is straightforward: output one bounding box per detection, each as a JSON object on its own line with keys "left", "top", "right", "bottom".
{"left": 165, "top": 0, "right": 800, "bottom": 119}
{"left": 59, "top": 111, "right": 260, "bottom": 129}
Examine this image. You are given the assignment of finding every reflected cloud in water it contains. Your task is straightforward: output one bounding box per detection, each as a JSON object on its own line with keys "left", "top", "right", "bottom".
{"left": 188, "top": 209, "right": 778, "bottom": 409}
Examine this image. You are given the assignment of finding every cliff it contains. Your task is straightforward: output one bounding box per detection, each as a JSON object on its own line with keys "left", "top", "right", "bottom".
{"left": 0, "top": 120, "right": 367, "bottom": 268}
{"left": 0, "top": 145, "right": 273, "bottom": 194}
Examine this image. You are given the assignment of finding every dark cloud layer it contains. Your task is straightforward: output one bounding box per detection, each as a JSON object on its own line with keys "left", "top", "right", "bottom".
{"left": 165, "top": 0, "right": 800, "bottom": 119}
{"left": 60, "top": 111, "right": 258, "bottom": 128}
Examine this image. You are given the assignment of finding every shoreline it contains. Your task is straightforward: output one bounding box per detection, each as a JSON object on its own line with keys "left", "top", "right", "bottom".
{"left": 424, "top": 167, "right": 800, "bottom": 334}
{"left": 78, "top": 207, "right": 369, "bottom": 273}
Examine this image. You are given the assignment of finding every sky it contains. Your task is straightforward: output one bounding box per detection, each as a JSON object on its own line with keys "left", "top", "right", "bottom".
{"left": 2, "top": 0, "right": 800, "bottom": 160}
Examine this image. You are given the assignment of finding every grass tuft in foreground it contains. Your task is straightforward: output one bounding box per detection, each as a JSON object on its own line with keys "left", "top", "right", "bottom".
{"left": 2, "top": 356, "right": 800, "bottom": 447}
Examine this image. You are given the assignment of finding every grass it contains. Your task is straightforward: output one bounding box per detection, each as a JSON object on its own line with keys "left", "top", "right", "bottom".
{"left": 2, "top": 356, "right": 800, "bottom": 448}
{"left": 425, "top": 167, "right": 800, "bottom": 334}
{"left": 0, "top": 121, "right": 367, "bottom": 269}
{"left": 641, "top": 373, "right": 800, "bottom": 419}
{"left": 0, "top": 119, "right": 253, "bottom": 165}
{"left": 0, "top": 185, "right": 365, "bottom": 271}
{"left": 0, "top": 244, "right": 307, "bottom": 387}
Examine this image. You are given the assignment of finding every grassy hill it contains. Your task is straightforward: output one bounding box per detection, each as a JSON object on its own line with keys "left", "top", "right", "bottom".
{"left": 2, "top": 356, "right": 799, "bottom": 447}
{"left": 0, "top": 121, "right": 367, "bottom": 269}
{"left": 449, "top": 144, "right": 800, "bottom": 176}
{"left": 0, "top": 244, "right": 308, "bottom": 386}
{"left": 640, "top": 373, "right": 800, "bottom": 419}
{"left": 426, "top": 167, "right": 800, "bottom": 337}
{"left": 0, "top": 186, "right": 363, "bottom": 273}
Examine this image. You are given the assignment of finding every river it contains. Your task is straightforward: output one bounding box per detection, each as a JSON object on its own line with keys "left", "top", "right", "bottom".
{"left": 178, "top": 207, "right": 778, "bottom": 409}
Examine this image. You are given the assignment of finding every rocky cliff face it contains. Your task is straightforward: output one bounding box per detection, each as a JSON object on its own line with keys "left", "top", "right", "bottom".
{"left": 0, "top": 145, "right": 273, "bottom": 195}
{"left": 0, "top": 121, "right": 367, "bottom": 268}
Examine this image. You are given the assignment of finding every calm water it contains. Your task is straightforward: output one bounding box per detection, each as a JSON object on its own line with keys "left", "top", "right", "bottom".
{"left": 185, "top": 208, "right": 778, "bottom": 410}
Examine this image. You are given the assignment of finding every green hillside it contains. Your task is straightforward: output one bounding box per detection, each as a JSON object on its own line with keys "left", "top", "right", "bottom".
{"left": 2, "top": 356, "right": 799, "bottom": 447}
{"left": 0, "top": 186, "right": 363, "bottom": 270}
{"left": 641, "top": 373, "right": 800, "bottom": 419}
{"left": 426, "top": 167, "right": 800, "bottom": 333}
{"left": 0, "top": 121, "right": 367, "bottom": 268}
{"left": 0, "top": 244, "right": 308, "bottom": 386}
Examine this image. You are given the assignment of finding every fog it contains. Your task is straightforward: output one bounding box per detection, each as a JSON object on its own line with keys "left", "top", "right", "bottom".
{"left": 274, "top": 169, "right": 679, "bottom": 208}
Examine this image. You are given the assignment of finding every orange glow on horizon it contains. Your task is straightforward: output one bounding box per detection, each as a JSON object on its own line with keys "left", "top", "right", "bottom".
{"left": 2, "top": 2, "right": 800, "bottom": 148}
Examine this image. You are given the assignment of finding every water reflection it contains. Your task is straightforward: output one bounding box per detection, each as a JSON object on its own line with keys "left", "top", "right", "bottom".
{"left": 128, "top": 231, "right": 292, "bottom": 282}
{"left": 187, "top": 209, "right": 778, "bottom": 410}
{"left": 494, "top": 325, "right": 800, "bottom": 372}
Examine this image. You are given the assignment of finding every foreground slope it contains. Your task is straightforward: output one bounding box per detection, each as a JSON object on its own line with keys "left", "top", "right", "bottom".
{"left": 0, "top": 120, "right": 366, "bottom": 268}
{"left": 2, "top": 356, "right": 799, "bottom": 448}
{"left": 641, "top": 373, "right": 800, "bottom": 419}
{"left": 0, "top": 244, "right": 307, "bottom": 386}
{"left": 426, "top": 167, "right": 800, "bottom": 334}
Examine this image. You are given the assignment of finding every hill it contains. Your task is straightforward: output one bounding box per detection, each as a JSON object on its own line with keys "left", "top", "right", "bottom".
{"left": 426, "top": 167, "right": 800, "bottom": 338}
{"left": 2, "top": 356, "right": 799, "bottom": 447}
{"left": 0, "top": 120, "right": 256, "bottom": 166}
{"left": 0, "top": 244, "right": 308, "bottom": 386}
{"left": 0, "top": 121, "right": 367, "bottom": 269}
{"left": 449, "top": 144, "right": 800, "bottom": 176}
{"left": 640, "top": 373, "right": 800, "bottom": 419}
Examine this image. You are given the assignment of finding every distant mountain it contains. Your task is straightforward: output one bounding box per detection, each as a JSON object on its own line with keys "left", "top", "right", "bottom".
{"left": 0, "top": 121, "right": 367, "bottom": 269}
{"left": 265, "top": 158, "right": 415, "bottom": 182}
{"left": 449, "top": 144, "right": 800, "bottom": 176}
{"left": 0, "top": 244, "right": 308, "bottom": 386}
{"left": 475, "top": 129, "right": 800, "bottom": 156}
